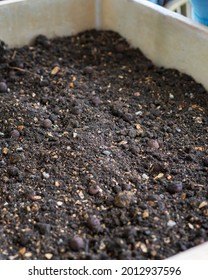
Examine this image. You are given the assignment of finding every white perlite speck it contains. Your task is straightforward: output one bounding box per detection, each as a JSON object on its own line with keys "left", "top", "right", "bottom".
{"left": 167, "top": 220, "right": 176, "bottom": 227}
{"left": 42, "top": 172, "right": 50, "bottom": 179}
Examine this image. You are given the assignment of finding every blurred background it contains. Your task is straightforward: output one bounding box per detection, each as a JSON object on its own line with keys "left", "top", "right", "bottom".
{"left": 148, "top": 0, "right": 208, "bottom": 26}
{"left": 148, "top": 0, "right": 191, "bottom": 19}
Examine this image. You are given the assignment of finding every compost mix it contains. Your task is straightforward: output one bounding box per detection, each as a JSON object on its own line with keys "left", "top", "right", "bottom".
{"left": 0, "top": 30, "right": 208, "bottom": 260}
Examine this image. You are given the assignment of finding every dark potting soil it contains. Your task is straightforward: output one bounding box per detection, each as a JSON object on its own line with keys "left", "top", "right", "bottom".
{"left": 0, "top": 30, "right": 208, "bottom": 260}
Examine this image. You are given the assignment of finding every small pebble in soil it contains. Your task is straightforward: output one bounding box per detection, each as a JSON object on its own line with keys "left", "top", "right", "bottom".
{"left": 35, "top": 34, "right": 51, "bottom": 48}
{"left": 128, "top": 129, "right": 137, "bottom": 138}
{"left": 0, "top": 160, "right": 6, "bottom": 166}
{"left": 71, "top": 106, "right": 83, "bottom": 115}
{"left": 123, "top": 226, "right": 137, "bottom": 240}
{"left": 110, "top": 105, "right": 123, "bottom": 117}
{"left": 91, "top": 96, "right": 102, "bottom": 106}
{"left": 7, "top": 166, "right": 19, "bottom": 177}
{"left": 69, "top": 236, "right": 85, "bottom": 251}
{"left": 166, "top": 181, "right": 183, "bottom": 194}
{"left": 115, "top": 43, "right": 126, "bottom": 53}
{"left": 40, "top": 79, "right": 50, "bottom": 87}
{"left": 83, "top": 66, "right": 94, "bottom": 75}
{"left": 147, "top": 139, "right": 160, "bottom": 149}
{"left": 0, "top": 81, "right": 7, "bottom": 93}
{"left": 129, "top": 145, "right": 139, "bottom": 155}
{"left": 8, "top": 153, "right": 20, "bottom": 164}
{"left": 10, "top": 129, "right": 20, "bottom": 138}
{"left": 18, "top": 233, "right": 32, "bottom": 246}
{"left": 150, "top": 108, "right": 161, "bottom": 117}
{"left": 86, "top": 216, "right": 102, "bottom": 233}
{"left": 88, "top": 185, "right": 100, "bottom": 195}
{"left": 41, "top": 119, "right": 52, "bottom": 129}
{"left": 122, "top": 113, "right": 134, "bottom": 122}
{"left": 150, "top": 162, "right": 167, "bottom": 174}
{"left": 114, "top": 191, "right": 134, "bottom": 208}
{"left": 36, "top": 222, "right": 51, "bottom": 235}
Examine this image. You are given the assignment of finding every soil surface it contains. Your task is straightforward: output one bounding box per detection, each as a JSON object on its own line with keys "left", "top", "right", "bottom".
{"left": 0, "top": 30, "right": 208, "bottom": 260}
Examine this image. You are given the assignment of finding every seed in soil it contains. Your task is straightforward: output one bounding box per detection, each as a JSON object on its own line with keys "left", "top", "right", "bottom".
{"left": 10, "top": 129, "right": 20, "bottom": 138}
{"left": 41, "top": 119, "right": 52, "bottom": 129}
{"left": 0, "top": 81, "right": 7, "bottom": 93}
{"left": 69, "top": 236, "right": 85, "bottom": 251}
{"left": 83, "top": 66, "right": 94, "bottom": 75}
{"left": 88, "top": 185, "right": 100, "bottom": 195}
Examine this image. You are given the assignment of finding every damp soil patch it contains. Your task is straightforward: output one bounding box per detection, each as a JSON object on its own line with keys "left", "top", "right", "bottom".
{"left": 0, "top": 30, "right": 208, "bottom": 260}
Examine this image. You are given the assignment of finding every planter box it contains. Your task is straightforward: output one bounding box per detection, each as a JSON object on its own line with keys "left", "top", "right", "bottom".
{"left": 0, "top": 0, "right": 207, "bottom": 259}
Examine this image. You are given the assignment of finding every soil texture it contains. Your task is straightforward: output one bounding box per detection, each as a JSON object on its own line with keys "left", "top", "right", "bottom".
{"left": 0, "top": 30, "right": 208, "bottom": 260}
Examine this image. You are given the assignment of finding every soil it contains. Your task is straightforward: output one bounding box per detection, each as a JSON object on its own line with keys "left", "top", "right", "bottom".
{"left": 0, "top": 30, "right": 208, "bottom": 260}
